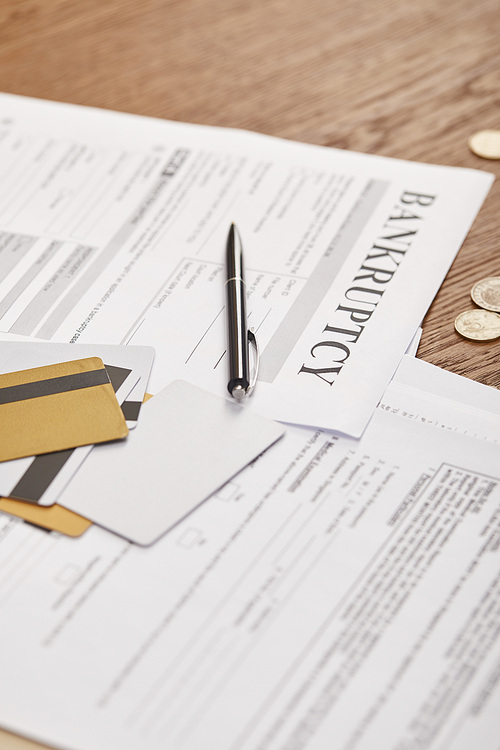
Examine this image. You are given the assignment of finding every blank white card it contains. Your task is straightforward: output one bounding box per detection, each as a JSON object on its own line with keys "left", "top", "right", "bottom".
{"left": 60, "top": 380, "right": 286, "bottom": 545}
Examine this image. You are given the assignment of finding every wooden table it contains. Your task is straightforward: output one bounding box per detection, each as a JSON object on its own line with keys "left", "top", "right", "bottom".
{"left": 1, "top": 0, "right": 499, "bottom": 388}
{"left": 0, "top": 4, "right": 499, "bottom": 747}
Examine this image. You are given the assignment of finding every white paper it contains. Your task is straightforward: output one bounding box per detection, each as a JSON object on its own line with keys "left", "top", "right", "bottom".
{"left": 0, "top": 357, "right": 499, "bottom": 750}
{"left": 379, "top": 354, "right": 500, "bottom": 443}
{"left": 405, "top": 325, "right": 422, "bottom": 356}
{"left": 0, "top": 93, "right": 493, "bottom": 435}
{"left": 59, "top": 379, "right": 286, "bottom": 545}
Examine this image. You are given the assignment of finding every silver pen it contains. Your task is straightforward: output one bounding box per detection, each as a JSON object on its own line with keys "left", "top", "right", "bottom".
{"left": 225, "top": 223, "right": 259, "bottom": 398}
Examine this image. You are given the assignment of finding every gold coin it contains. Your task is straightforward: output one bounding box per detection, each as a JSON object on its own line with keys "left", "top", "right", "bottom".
{"left": 468, "top": 130, "right": 500, "bottom": 159}
{"left": 454, "top": 309, "right": 500, "bottom": 341}
{"left": 471, "top": 276, "right": 500, "bottom": 312}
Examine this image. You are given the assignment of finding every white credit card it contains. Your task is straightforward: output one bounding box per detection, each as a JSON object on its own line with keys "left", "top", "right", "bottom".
{"left": 59, "top": 379, "right": 286, "bottom": 545}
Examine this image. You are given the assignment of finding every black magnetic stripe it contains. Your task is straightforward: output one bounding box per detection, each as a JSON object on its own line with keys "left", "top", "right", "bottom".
{"left": 0, "top": 368, "right": 109, "bottom": 405}
{"left": 104, "top": 364, "right": 131, "bottom": 393}
{"left": 7, "top": 365, "right": 133, "bottom": 504}
{"left": 9, "top": 449, "right": 75, "bottom": 503}
{"left": 120, "top": 400, "right": 142, "bottom": 422}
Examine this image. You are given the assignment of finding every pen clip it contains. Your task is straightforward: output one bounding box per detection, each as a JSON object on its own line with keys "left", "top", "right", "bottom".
{"left": 246, "top": 328, "right": 259, "bottom": 396}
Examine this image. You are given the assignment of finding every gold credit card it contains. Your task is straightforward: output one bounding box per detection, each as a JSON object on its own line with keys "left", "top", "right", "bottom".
{"left": 0, "top": 727, "right": 55, "bottom": 750}
{"left": 0, "top": 497, "right": 92, "bottom": 537}
{"left": 0, "top": 357, "right": 128, "bottom": 462}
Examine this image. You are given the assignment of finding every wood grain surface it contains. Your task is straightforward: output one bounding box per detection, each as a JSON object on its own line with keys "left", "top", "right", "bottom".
{"left": 0, "top": 0, "right": 499, "bottom": 392}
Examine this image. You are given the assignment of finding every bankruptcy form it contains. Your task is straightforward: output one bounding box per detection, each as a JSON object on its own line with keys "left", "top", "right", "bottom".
{"left": 0, "top": 93, "right": 493, "bottom": 435}
{"left": 0, "top": 356, "right": 499, "bottom": 750}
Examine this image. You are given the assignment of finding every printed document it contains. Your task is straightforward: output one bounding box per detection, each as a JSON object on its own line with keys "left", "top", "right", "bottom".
{"left": 0, "top": 356, "right": 499, "bottom": 750}
{"left": 0, "top": 93, "right": 493, "bottom": 435}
